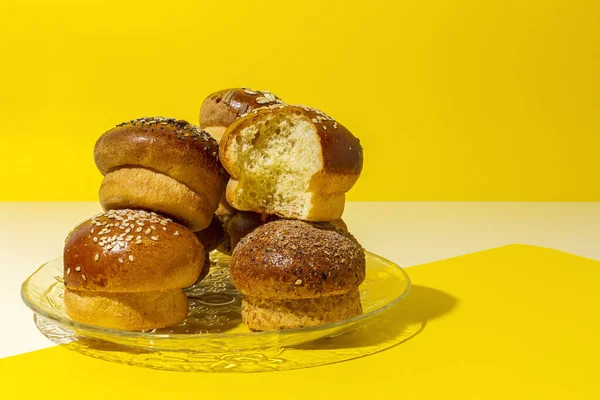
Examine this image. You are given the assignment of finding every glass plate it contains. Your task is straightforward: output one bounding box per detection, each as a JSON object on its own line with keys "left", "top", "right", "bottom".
{"left": 22, "top": 251, "right": 413, "bottom": 372}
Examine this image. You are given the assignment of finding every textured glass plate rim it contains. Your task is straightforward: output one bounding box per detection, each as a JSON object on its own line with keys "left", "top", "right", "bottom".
{"left": 21, "top": 250, "right": 411, "bottom": 341}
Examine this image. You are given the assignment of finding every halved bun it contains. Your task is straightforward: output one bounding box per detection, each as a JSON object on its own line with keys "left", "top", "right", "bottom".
{"left": 219, "top": 104, "right": 363, "bottom": 221}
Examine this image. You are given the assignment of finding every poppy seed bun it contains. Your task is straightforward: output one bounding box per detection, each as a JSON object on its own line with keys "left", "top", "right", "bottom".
{"left": 64, "top": 209, "right": 204, "bottom": 292}
{"left": 230, "top": 220, "right": 365, "bottom": 299}
{"left": 242, "top": 290, "right": 362, "bottom": 331}
{"left": 219, "top": 104, "right": 363, "bottom": 221}
{"left": 94, "top": 117, "right": 226, "bottom": 231}
{"left": 199, "top": 88, "right": 284, "bottom": 142}
{"left": 64, "top": 288, "right": 188, "bottom": 331}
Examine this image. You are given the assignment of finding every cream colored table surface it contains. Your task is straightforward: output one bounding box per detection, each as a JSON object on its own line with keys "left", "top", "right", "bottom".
{"left": 1, "top": 201, "right": 599, "bottom": 359}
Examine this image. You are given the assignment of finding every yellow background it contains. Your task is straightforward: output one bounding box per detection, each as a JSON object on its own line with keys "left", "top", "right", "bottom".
{"left": 0, "top": 0, "right": 598, "bottom": 201}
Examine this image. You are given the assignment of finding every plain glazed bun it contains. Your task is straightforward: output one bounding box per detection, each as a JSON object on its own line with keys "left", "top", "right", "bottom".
{"left": 242, "top": 290, "right": 362, "bottom": 331}
{"left": 64, "top": 209, "right": 204, "bottom": 292}
{"left": 219, "top": 104, "right": 363, "bottom": 221}
{"left": 199, "top": 88, "right": 284, "bottom": 142}
{"left": 94, "top": 117, "right": 226, "bottom": 231}
{"left": 230, "top": 220, "right": 365, "bottom": 299}
{"left": 64, "top": 288, "right": 188, "bottom": 331}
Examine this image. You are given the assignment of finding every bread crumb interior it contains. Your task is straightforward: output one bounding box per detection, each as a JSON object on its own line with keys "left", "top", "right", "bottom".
{"left": 228, "top": 114, "right": 322, "bottom": 216}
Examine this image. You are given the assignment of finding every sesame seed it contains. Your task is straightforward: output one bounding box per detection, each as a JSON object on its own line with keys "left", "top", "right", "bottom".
{"left": 150, "top": 225, "right": 156, "bottom": 230}
{"left": 93, "top": 237, "right": 98, "bottom": 243}
{"left": 162, "top": 227, "right": 167, "bottom": 231}
{"left": 174, "top": 231, "right": 179, "bottom": 236}
{"left": 136, "top": 235, "right": 141, "bottom": 240}
{"left": 81, "top": 274, "right": 87, "bottom": 281}
{"left": 129, "top": 255, "right": 134, "bottom": 262}
{"left": 118, "top": 258, "right": 124, "bottom": 263}
{"left": 151, "top": 236, "right": 159, "bottom": 241}
{"left": 75, "top": 266, "right": 81, "bottom": 272}
{"left": 323, "top": 125, "right": 327, "bottom": 130}
{"left": 94, "top": 254, "right": 99, "bottom": 261}
{"left": 145, "top": 228, "right": 152, "bottom": 235}
{"left": 295, "top": 279, "right": 303, "bottom": 285}
{"left": 135, "top": 240, "right": 143, "bottom": 244}
{"left": 125, "top": 228, "right": 131, "bottom": 233}
{"left": 67, "top": 268, "right": 71, "bottom": 275}
{"left": 136, "top": 227, "right": 142, "bottom": 233}
{"left": 91, "top": 228, "right": 95, "bottom": 234}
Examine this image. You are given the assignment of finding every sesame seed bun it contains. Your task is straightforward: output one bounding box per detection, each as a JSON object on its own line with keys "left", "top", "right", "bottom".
{"left": 64, "top": 288, "right": 188, "bottom": 331}
{"left": 219, "top": 104, "right": 363, "bottom": 221}
{"left": 242, "top": 290, "right": 362, "bottom": 331}
{"left": 64, "top": 209, "right": 204, "bottom": 292}
{"left": 230, "top": 220, "right": 365, "bottom": 300}
{"left": 94, "top": 117, "right": 227, "bottom": 231}
{"left": 199, "top": 88, "right": 284, "bottom": 142}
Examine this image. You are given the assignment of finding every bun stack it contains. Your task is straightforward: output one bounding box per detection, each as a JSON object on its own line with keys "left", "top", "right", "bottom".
{"left": 200, "top": 88, "right": 366, "bottom": 331}
{"left": 64, "top": 210, "right": 204, "bottom": 330}
{"left": 62, "top": 87, "right": 365, "bottom": 332}
{"left": 64, "top": 118, "right": 226, "bottom": 330}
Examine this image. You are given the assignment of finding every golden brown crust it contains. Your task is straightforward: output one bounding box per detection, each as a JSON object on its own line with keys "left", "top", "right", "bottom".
{"left": 230, "top": 220, "right": 365, "bottom": 299}
{"left": 194, "top": 215, "right": 224, "bottom": 252}
{"left": 99, "top": 168, "right": 213, "bottom": 231}
{"left": 220, "top": 104, "right": 363, "bottom": 183}
{"left": 199, "top": 88, "right": 284, "bottom": 141}
{"left": 242, "top": 290, "right": 362, "bottom": 331}
{"left": 64, "top": 288, "right": 188, "bottom": 331}
{"left": 94, "top": 116, "right": 226, "bottom": 209}
{"left": 64, "top": 209, "right": 204, "bottom": 292}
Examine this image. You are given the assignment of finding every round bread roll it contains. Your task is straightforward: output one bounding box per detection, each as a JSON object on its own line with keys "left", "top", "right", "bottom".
{"left": 242, "top": 290, "right": 362, "bottom": 331}
{"left": 64, "top": 288, "right": 188, "bottom": 331}
{"left": 194, "top": 214, "right": 224, "bottom": 253}
{"left": 230, "top": 220, "right": 366, "bottom": 300}
{"left": 219, "top": 104, "right": 363, "bottom": 221}
{"left": 64, "top": 209, "right": 204, "bottom": 292}
{"left": 94, "top": 117, "right": 226, "bottom": 231}
{"left": 199, "top": 88, "right": 284, "bottom": 142}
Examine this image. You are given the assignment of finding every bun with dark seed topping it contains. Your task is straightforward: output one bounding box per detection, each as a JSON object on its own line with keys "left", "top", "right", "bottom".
{"left": 94, "top": 117, "right": 227, "bottom": 232}
{"left": 199, "top": 88, "right": 285, "bottom": 142}
{"left": 63, "top": 209, "right": 205, "bottom": 331}
{"left": 230, "top": 219, "right": 365, "bottom": 330}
